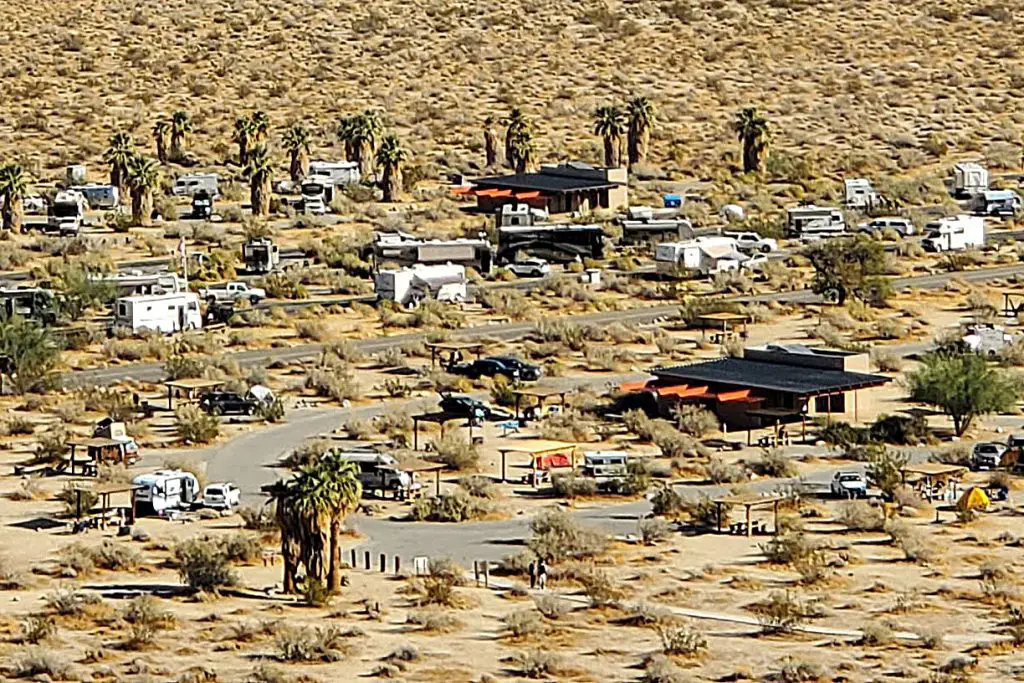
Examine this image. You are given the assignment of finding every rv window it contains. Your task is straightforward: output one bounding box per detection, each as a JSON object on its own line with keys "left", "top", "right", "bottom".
{"left": 188, "top": 303, "right": 197, "bottom": 311}
{"left": 118, "top": 304, "right": 126, "bottom": 315}
{"left": 168, "top": 305, "right": 175, "bottom": 311}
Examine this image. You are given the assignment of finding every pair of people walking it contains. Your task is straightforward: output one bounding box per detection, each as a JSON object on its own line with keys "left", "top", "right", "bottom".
{"left": 527, "top": 559, "right": 547, "bottom": 590}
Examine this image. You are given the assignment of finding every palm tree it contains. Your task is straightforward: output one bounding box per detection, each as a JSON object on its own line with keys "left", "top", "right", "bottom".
{"left": 282, "top": 123, "right": 313, "bottom": 182}
{"left": 169, "top": 110, "right": 192, "bottom": 161}
{"left": 733, "top": 107, "right": 770, "bottom": 174}
{"left": 250, "top": 110, "right": 270, "bottom": 143}
{"left": 483, "top": 117, "right": 498, "bottom": 168}
{"left": 0, "top": 164, "right": 27, "bottom": 233}
{"left": 502, "top": 108, "right": 528, "bottom": 168}
{"left": 152, "top": 117, "right": 171, "bottom": 164}
{"left": 126, "top": 155, "right": 160, "bottom": 227}
{"left": 593, "top": 105, "right": 626, "bottom": 167}
{"left": 233, "top": 115, "right": 253, "bottom": 166}
{"left": 350, "top": 111, "right": 383, "bottom": 179}
{"left": 626, "top": 96, "right": 656, "bottom": 166}
{"left": 317, "top": 454, "right": 362, "bottom": 592}
{"left": 509, "top": 126, "right": 534, "bottom": 174}
{"left": 337, "top": 115, "right": 357, "bottom": 162}
{"left": 103, "top": 132, "right": 135, "bottom": 200}
{"left": 245, "top": 145, "right": 273, "bottom": 216}
{"left": 375, "top": 134, "right": 406, "bottom": 203}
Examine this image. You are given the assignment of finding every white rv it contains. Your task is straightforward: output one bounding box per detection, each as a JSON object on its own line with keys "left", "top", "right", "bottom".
{"left": 172, "top": 173, "right": 220, "bottom": 198}
{"left": 331, "top": 451, "right": 418, "bottom": 494}
{"left": 844, "top": 178, "right": 879, "bottom": 209}
{"left": 132, "top": 470, "right": 200, "bottom": 516}
{"left": 301, "top": 180, "right": 331, "bottom": 215}
{"left": 498, "top": 202, "right": 549, "bottom": 227}
{"left": 654, "top": 237, "right": 746, "bottom": 276}
{"left": 114, "top": 291, "right": 202, "bottom": 334}
{"left": 307, "top": 161, "right": 360, "bottom": 186}
{"left": 242, "top": 238, "right": 280, "bottom": 274}
{"left": 374, "top": 264, "right": 467, "bottom": 307}
{"left": 921, "top": 215, "right": 985, "bottom": 252}
{"left": 91, "top": 270, "right": 186, "bottom": 297}
{"left": 785, "top": 205, "right": 846, "bottom": 240}
{"left": 71, "top": 184, "right": 120, "bottom": 210}
{"left": 953, "top": 162, "right": 988, "bottom": 197}
{"left": 48, "top": 190, "right": 88, "bottom": 236}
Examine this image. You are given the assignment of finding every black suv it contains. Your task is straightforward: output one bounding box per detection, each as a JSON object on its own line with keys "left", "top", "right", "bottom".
{"left": 199, "top": 391, "right": 259, "bottom": 416}
{"left": 438, "top": 394, "right": 510, "bottom": 421}
{"left": 451, "top": 356, "right": 541, "bottom": 381}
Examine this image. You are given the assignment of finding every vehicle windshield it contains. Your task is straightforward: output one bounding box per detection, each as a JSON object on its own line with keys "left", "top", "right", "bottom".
{"left": 52, "top": 203, "right": 80, "bottom": 217}
{"left": 206, "top": 487, "right": 223, "bottom": 495}
{"left": 839, "top": 475, "right": 861, "bottom": 482}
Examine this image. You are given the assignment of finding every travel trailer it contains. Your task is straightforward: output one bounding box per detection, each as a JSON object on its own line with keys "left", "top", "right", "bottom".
{"left": 375, "top": 264, "right": 467, "bottom": 307}
{"left": 785, "top": 205, "right": 846, "bottom": 239}
{"left": 953, "top": 162, "right": 988, "bottom": 197}
{"left": 619, "top": 206, "right": 694, "bottom": 246}
{"left": 172, "top": 173, "right": 220, "bottom": 198}
{"left": 654, "top": 237, "right": 746, "bottom": 276}
{"left": 242, "top": 237, "right": 280, "bottom": 274}
{"left": 307, "top": 160, "right": 360, "bottom": 186}
{"left": 90, "top": 270, "right": 186, "bottom": 297}
{"left": 191, "top": 190, "right": 214, "bottom": 219}
{"left": 498, "top": 202, "right": 550, "bottom": 227}
{"left": 301, "top": 180, "right": 332, "bottom": 215}
{"left": 371, "top": 232, "right": 493, "bottom": 274}
{"left": 921, "top": 215, "right": 985, "bottom": 252}
{"left": 47, "top": 190, "right": 88, "bottom": 236}
{"left": 0, "top": 287, "right": 58, "bottom": 325}
{"left": 65, "top": 164, "right": 87, "bottom": 185}
{"left": 71, "top": 184, "right": 119, "bottom": 210}
{"left": 978, "top": 189, "right": 1021, "bottom": 217}
{"left": 132, "top": 470, "right": 200, "bottom": 516}
{"left": 581, "top": 451, "right": 629, "bottom": 487}
{"left": 844, "top": 178, "right": 880, "bottom": 210}
{"left": 496, "top": 224, "right": 605, "bottom": 263}
{"left": 113, "top": 291, "right": 202, "bottom": 334}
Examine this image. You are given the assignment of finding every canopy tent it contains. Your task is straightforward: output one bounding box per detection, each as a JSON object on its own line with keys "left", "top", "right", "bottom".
{"left": 712, "top": 493, "right": 786, "bottom": 537}
{"left": 956, "top": 487, "right": 990, "bottom": 512}
{"left": 496, "top": 439, "right": 578, "bottom": 483}
{"left": 163, "top": 378, "right": 224, "bottom": 410}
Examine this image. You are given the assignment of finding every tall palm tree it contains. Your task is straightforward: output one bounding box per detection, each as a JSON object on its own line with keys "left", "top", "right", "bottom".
{"left": 502, "top": 108, "right": 528, "bottom": 168}
{"left": 152, "top": 117, "right": 171, "bottom": 164}
{"left": 317, "top": 454, "right": 362, "bottom": 592}
{"left": 350, "top": 111, "right": 383, "bottom": 179}
{"left": 509, "top": 126, "right": 534, "bottom": 174}
{"left": 593, "top": 105, "right": 626, "bottom": 167}
{"left": 233, "top": 115, "right": 253, "bottom": 166}
{"left": 250, "top": 110, "right": 270, "bottom": 144}
{"left": 245, "top": 145, "right": 273, "bottom": 216}
{"left": 483, "top": 117, "right": 498, "bottom": 168}
{"left": 626, "top": 96, "right": 656, "bottom": 166}
{"left": 375, "top": 134, "right": 406, "bottom": 203}
{"left": 0, "top": 164, "right": 27, "bottom": 234}
{"left": 337, "top": 115, "right": 357, "bottom": 162}
{"left": 126, "top": 155, "right": 160, "bottom": 227}
{"left": 169, "top": 110, "right": 192, "bottom": 162}
{"left": 282, "top": 123, "right": 313, "bottom": 182}
{"left": 733, "top": 107, "right": 770, "bottom": 174}
{"left": 103, "top": 132, "right": 135, "bottom": 201}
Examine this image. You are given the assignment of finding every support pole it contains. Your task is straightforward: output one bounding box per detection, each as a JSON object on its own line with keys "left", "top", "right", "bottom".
{"left": 501, "top": 450, "right": 506, "bottom": 484}
{"left": 746, "top": 505, "right": 752, "bottom": 538}
{"left": 364, "top": 550, "right": 370, "bottom": 570}
{"left": 435, "top": 469, "right": 440, "bottom": 496}
{"left": 380, "top": 553, "right": 386, "bottom": 573}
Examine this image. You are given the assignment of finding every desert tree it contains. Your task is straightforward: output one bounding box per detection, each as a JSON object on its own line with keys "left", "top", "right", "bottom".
{"left": 103, "top": 132, "right": 135, "bottom": 200}
{"left": 0, "top": 314, "right": 60, "bottom": 394}
{"left": 865, "top": 447, "right": 909, "bottom": 502}
{"left": 352, "top": 111, "right": 383, "bottom": 179}
{"left": 376, "top": 134, "right": 406, "bottom": 203}
{"left": 483, "top": 116, "right": 498, "bottom": 167}
{"left": 282, "top": 123, "right": 313, "bottom": 182}
{"left": 337, "top": 115, "right": 357, "bottom": 162}
{"left": 152, "top": 117, "right": 170, "bottom": 164}
{"left": 503, "top": 107, "right": 529, "bottom": 168}
{"left": 593, "top": 105, "right": 626, "bottom": 167}
{"left": 233, "top": 114, "right": 253, "bottom": 166}
{"left": 317, "top": 453, "right": 362, "bottom": 592}
{"left": 804, "top": 236, "right": 888, "bottom": 306}
{"left": 0, "top": 164, "right": 27, "bottom": 233}
{"left": 250, "top": 110, "right": 270, "bottom": 144}
{"left": 509, "top": 126, "right": 535, "bottom": 174}
{"left": 169, "top": 110, "right": 193, "bottom": 161}
{"left": 126, "top": 155, "right": 160, "bottom": 227}
{"left": 626, "top": 96, "right": 656, "bottom": 166}
{"left": 245, "top": 145, "right": 273, "bottom": 216}
{"left": 733, "top": 107, "right": 770, "bottom": 173}
{"left": 905, "top": 349, "right": 1022, "bottom": 436}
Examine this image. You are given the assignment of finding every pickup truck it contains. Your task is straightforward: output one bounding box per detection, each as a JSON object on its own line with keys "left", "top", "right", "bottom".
{"left": 727, "top": 232, "right": 778, "bottom": 253}
{"left": 197, "top": 281, "right": 267, "bottom": 305}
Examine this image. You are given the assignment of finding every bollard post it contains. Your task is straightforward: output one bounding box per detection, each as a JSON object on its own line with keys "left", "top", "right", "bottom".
{"left": 473, "top": 560, "right": 480, "bottom": 586}
{"left": 380, "top": 553, "right": 386, "bottom": 573}
{"left": 350, "top": 548, "right": 357, "bottom": 568}
{"left": 364, "top": 550, "right": 371, "bottom": 570}
{"left": 484, "top": 562, "right": 490, "bottom": 588}
{"left": 394, "top": 556, "right": 401, "bottom": 576}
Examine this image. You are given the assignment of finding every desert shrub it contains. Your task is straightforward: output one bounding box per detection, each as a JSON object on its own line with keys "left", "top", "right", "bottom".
{"left": 304, "top": 364, "right": 361, "bottom": 402}
{"left": 239, "top": 503, "right": 277, "bottom": 531}
{"left": 577, "top": 567, "right": 624, "bottom": 607}
{"left": 818, "top": 421, "right": 867, "bottom": 449}
{"left": 752, "top": 448, "right": 796, "bottom": 478}
{"left": 174, "top": 537, "right": 238, "bottom": 592}
{"left": 760, "top": 533, "right": 818, "bottom": 565}
{"left": 642, "top": 654, "right": 689, "bottom": 683}
{"left": 703, "top": 457, "right": 749, "bottom": 483}
{"left": 56, "top": 543, "right": 96, "bottom": 576}
{"left": 34, "top": 428, "right": 69, "bottom": 463}
{"left": 0, "top": 555, "right": 27, "bottom": 590}
{"left": 406, "top": 608, "right": 461, "bottom": 633}
{"left": 640, "top": 517, "right": 673, "bottom": 545}
{"left": 837, "top": 500, "right": 885, "bottom": 531}
{"left": 275, "top": 625, "right": 350, "bottom": 662}
{"left": 539, "top": 411, "right": 596, "bottom": 442}
{"left": 673, "top": 404, "right": 717, "bottom": 437}
{"left": 870, "top": 348, "right": 905, "bottom": 372}
{"left": 533, "top": 594, "right": 570, "bottom": 619}
{"left": 458, "top": 475, "right": 498, "bottom": 499}
{"left": 217, "top": 533, "right": 263, "bottom": 563}
{"left": 176, "top": 404, "right": 220, "bottom": 444}
{"left": 409, "top": 490, "right": 490, "bottom": 522}
{"left": 300, "top": 578, "right": 332, "bottom": 607}
{"left": 56, "top": 483, "right": 97, "bottom": 517}
{"left": 887, "top": 521, "right": 937, "bottom": 563}
{"left": 5, "top": 415, "right": 35, "bottom": 435}
{"left": 503, "top": 609, "right": 545, "bottom": 638}
{"left": 44, "top": 586, "right": 99, "bottom": 616}
{"left": 510, "top": 649, "right": 571, "bottom": 679}
{"left": 754, "top": 591, "right": 810, "bottom": 634}
{"left": 657, "top": 623, "right": 707, "bottom": 657}
{"left": 859, "top": 620, "right": 894, "bottom": 646}
{"left": 13, "top": 648, "right": 70, "bottom": 679}
{"left": 869, "top": 413, "right": 929, "bottom": 445}
{"left": 257, "top": 398, "right": 285, "bottom": 423}
{"left": 917, "top": 627, "right": 945, "bottom": 649}
{"left": 430, "top": 432, "right": 479, "bottom": 471}
{"left": 650, "top": 486, "right": 687, "bottom": 520}
{"left": 91, "top": 540, "right": 142, "bottom": 571}
{"left": 933, "top": 444, "right": 971, "bottom": 466}
{"left": 777, "top": 658, "right": 826, "bottom": 683}
{"left": 527, "top": 509, "right": 607, "bottom": 563}
{"left": 21, "top": 616, "right": 56, "bottom": 644}
{"left": 551, "top": 473, "right": 598, "bottom": 498}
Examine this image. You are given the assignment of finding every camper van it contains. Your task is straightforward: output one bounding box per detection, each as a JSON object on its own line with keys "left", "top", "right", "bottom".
{"left": 374, "top": 264, "right": 467, "bottom": 307}
{"left": 242, "top": 238, "right": 280, "bottom": 274}
{"left": 654, "top": 237, "right": 745, "bottom": 276}
{"left": 844, "top": 178, "right": 879, "bottom": 210}
{"left": 332, "top": 451, "right": 418, "bottom": 495}
{"left": 953, "top": 162, "right": 989, "bottom": 197}
{"left": 133, "top": 470, "right": 200, "bottom": 516}
{"left": 172, "top": 173, "right": 220, "bottom": 198}
{"left": 786, "top": 205, "right": 846, "bottom": 239}
{"left": 114, "top": 291, "right": 202, "bottom": 334}
{"left": 47, "top": 190, "right": 88, "bottom": 236}
{"left": 581, "top": 451, "right": 629, "bottom": 487}
{"left": 307, "top": 161, "right": 360, "bottom": 186}
{"left": 71, "top": 184, "right": 120, "bottom": 210}
{"left": 921, "top": 215, "right": 985, "bottom": 252}
{"left": 301, "top": 180, "right": 331, "bottom": 215}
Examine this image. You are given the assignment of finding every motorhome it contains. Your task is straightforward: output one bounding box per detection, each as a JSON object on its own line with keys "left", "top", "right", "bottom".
{"left": 371, "top": 232, "right": 493, "bottom": 274}
{"left": 785, "top": 205, "right": 846, "bottom": 239}
{"left": 301, "top": 180, "right": 332, "bottom": 215}
{"left": 132, "top": 470, "right": 200, "bottom": 516}
{"left": 619, "top": 206, "right": 694, "bottom": 245}
{"left": 654, "top": 237, "right": 746, "bottom": 276}
{"left": 496, "top": 224, "right": 605, "bottom": 263}
{"left": 242, "top": 237, "right": 280, "bottom": 274}
{"left": 953, "top": 162, "right": 988, "bottom": 197}
{"left": 172, "top": 173, "right": 219, "bottom": 198}
{"left": 191, "top": 190, "right": 214, "bottom": 219}
{"left": 90, "top": 270, "right": 186, "bottom": 297}
{"left": 48, "top": 190, "right": 88, "bottom": 236}
{"left": 0, "top": 287, "right": 58, "bottom": 325}
{"left": 498, "top": 202, "right": 549, "bottom": 227}
{"left": 331, "top": 451, "right": 418, "bottom": 495}
{"left": 374, "top": 264, "right": 467, "bottom": 307}
{"left": 581, "top": 451, "right": 629, "bottom": 486}
{"left": 65, "top": 164, "right": 87, "bottom": 185}
{"left": 921, "top": 215, "right": 985, "bottom": 252}
{"left": 979, "top": 189, "right": 1021, "bottom": 217}
{"left": 307, "top": 160, "right": 360, "bottom": 186}
{"left": 844, "top": 178, "right": 879, "bottom": 210}
{"left": 962, "top": 323, "right": 1016, "bottom": 356}
{"left": 71, "top": 184, "right": 119, "bottom": 210}
{"left": 114, "top": 291, "right": 202, "bottom": 334}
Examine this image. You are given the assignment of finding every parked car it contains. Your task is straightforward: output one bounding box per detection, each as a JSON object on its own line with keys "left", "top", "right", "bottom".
{"left": 202, "top": 483, "right": 240, "bottom": 509}
{"left": 438, "top": 394, "right": 510, "bottom": 421}
{"left": 740, "top": 253, "right": 769, "bottom": 272}
{"left": 856, "top": 216, "right": 915, "bottom": 237}
{"left": 972, "top": 442, "right": 1009, "bottom": 471}
{"left": 452, "top": 356, "right": 542, "bottom": 381}
{"left": 505, "top": 258, "right": 551, "bottom": 277}
{"left": 199, "top": 391, "right": 261, "bottom": 416}
{"left": 830, "top": 471, "right": 868, "bottom": 498}
{"left": 730, "top": 232, "right": 778, "bottom": 253}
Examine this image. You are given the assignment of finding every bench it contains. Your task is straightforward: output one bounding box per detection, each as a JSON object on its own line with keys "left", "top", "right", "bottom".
{"left": 498, "top": 420, "right": 521, "bottom": 437}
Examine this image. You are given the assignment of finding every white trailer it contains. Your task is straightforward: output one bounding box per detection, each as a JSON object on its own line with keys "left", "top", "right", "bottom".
{"left": 172, "top": 173, "right": 220, "bottom": 198}
{"left": 953, "top": 162, "right": 988, "bottom": 197}
{"left": 71, "top": 184, "right": 120, "bottom": 210}
{"left": 48, "top": 190, "right": 88, "bottom": 236}
{"left": 307, "top": 160, "right": 360, "bottom": 186}
{"left": 132, "top": 470, "right": 200, "bottom": 516}
{"left": 91, "top": 270, "right": 186, "bottom": 297}
{"left": 844, "top": 178, "right": 879, "bottom": 210}
{"left": 654, "top": 237, "right": 746, "bottom": 276}
{"left": 114, "top": 291, "right": 202, "bottom": 334}
{"left": 921, "top": 215, "right": 985, "bottom": 252}
{"left": 786, "top": 205, "right": 846, "bottom": 239}
{"left": 374, "top": 264, "right": 467, "bottom": 307}
{"left": 242, "top": 238, "right": 280, "bottom": 274}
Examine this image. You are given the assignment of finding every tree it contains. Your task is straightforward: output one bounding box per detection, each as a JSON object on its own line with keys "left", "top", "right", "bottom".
{"left": 804, "top": 236, "right": 888, "bottom": 306}
{"left": 53, "top": 267, "right": 116, "bottom": 321}
{"left": 375, "top": 134, "right": 406, "bottom": 203}
{"left": 503, "top": 108, "right": 529, "bottom": 168}
{"left": 232, "top": 115, "right": 253, "bottom": 166}
{"left": 250, "top": 110, "right": 270, "bottom": 143}
{"left": 483, "top": 117, "right": 498, "bottom": 167}
{"left": 126, "top": 155, "right": 160, "bottom": 227}
{"left": 593, "top": 105, "right": 626, "bottom": 168}
{"left": 906, "top": 349, "right": 1023, "bottom": 436}
{"left": 337, "top": 115, "right": 357, "bottom": 162}
{"left": 509, "top": 126, "right": 534, "bottom": 174}
{"left": 152, "top": 117, "right": 170, "bottom": 164}
{"left": 0, "top": 315, "right": 60, "bottom": 394}
{"left": 169, "top": 110, "right": 192, "bottom": 161}
{"left": 282, "top": 123, "right": 313, "bottom": 182}
{"left": 245, "top": 145, "right": 273, "bottom": 216}
{"left": 626, "top": 96, "right": 655, "bottom": 166}
{"left": 103, "top": 132, "right": 135, "bottom": 201}
{"left": 865, "top": 446, "right": 908, "bottom": 501}
{"left": 317, "top": 453, "right": 362, "bottom": 592}
{"left": 733, "top": 107, "right": 770, "bottom": 173}
{"left": 0, "top": 164, "right": 27, "bottom": 233}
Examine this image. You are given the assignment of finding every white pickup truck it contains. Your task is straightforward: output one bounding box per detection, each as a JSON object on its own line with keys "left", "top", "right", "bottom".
{"left": 726, "top": 231, "right": 778, "bottom": 253}
{"left": 197, "top": 281, "right": 267, "bottom": 305}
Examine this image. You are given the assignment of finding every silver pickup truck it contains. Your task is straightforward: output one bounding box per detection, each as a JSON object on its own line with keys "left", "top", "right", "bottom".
{"left": 197, "top": 281, "right": 266, "bottom": 305}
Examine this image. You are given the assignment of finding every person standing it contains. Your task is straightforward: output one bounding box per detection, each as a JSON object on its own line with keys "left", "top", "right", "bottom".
{"left": 537, "top": 559, "right": 547, "bottom": 590}
{"left": 527, "top": 560, "right": 536, "bottom": 590}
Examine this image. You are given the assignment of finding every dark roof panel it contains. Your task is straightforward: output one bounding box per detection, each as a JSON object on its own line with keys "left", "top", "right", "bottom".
{"left": 474, "top": 172, "right": 620, "bottom": 193}
{"left": 652, "top": 358, "right": 890, "bottom": 396}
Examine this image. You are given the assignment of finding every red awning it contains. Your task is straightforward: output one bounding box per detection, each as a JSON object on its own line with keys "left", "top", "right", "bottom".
{"left": 535, "top": 453, "right": 572, "bottom": 471}
{"left": 514, "top": 191, "right": 542, "bottom": 199}
{"left": 657, "top": 385, "right": 709, "bottom": 398}
{"left": 619, "top": 379, "right": 653, "bottom": 393}
{"left": 716, "top": 389, "right": 752, "bottom": 402}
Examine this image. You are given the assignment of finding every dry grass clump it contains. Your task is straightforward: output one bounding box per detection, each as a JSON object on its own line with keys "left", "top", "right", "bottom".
{"left": 836, "top": 500, "right": 886, "bottom": 532}
{"left": 887, "top": 521, "right": 938, "bottom": 564}
{"left": 508, "top": 649, "right": 577, "bottom": 679}
{"left": 429, "top": 432, "right": 480, "bottom": 471}
{"left": 502, "top": 609, "right": 546, "bottom": 639}
{"left": 275, "top": 625, "right": 357, "bottom": 662}
{"left": 12, "top": 648, "right": 71, "bottom": 679}
{"left": 406, "top": 608, "right": 462, "bottom": 634}
{"left": 657, "top": 623, "right": 707, "bottom": 657}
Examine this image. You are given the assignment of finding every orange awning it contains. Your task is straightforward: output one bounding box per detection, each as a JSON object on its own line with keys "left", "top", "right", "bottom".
{"left": 514, "top": 191, "right": 542, "bottom": 199}
{"left": 450, "top": 186, "right": 473, "bottom": 195}
{"left": 619, "top": 379, "right": 653, "bottom": 393}
{"left": 475, "top": 188, "right": 501, "bottom": 197}
{"left": 716, "top": 389, "right": 752, "bottom": 402}
{"left": 657, "top": 385, "right": 709, "bottom": 398}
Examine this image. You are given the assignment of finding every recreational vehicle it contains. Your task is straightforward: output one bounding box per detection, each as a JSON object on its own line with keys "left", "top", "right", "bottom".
{"left": 921, "top": 215, "right": 985, "bottom": 252}
{"left": 114, "top": 291, "right": 202, "bottom": 334}
{"left": 953, "top": 162, "right": 989, "bottom": 197}
{"left": 331, "top": 451, "right": 418, "bottom": 495}
{"left": 496, "top": 224, "right": 605, "bottom": 263}
{"left": 0, "top": 287, "right": 58, "bottom": 325}
{"left": 191, "top": 190, "right": 214, "bottom": 219}
{"left": 581, "top": 451, "right": 629, "bottom": 488}
{"left": 301, "top": 180, "right": 332, "bottom": 215}
{"left": 844, "top": 178, "right": 879, "bottom": 210}
{"left": 47, "top": 190, "right": 88, "bottom": 236}
{"left": 172, "top": 173, "right": 219, "bottom": 198}
{"left": 90, "top": 270, "right": 186, "bottom": 297}
{"left": 979, "top": 189, "right": 1021, "bottom": 218}
{"left": 619, "top": 206, "right": 694, "bottom": 246}
{"left": 242, "top": 238, "right": 280, "bottom": 274}
{"left": 785, "top": 205, "right": 846, "bottom": 239}
{"left": 132, "top": 470, "right": 200, "bottom": 516}
{"left": 654, "top": 237, "right": 746, "bottom": 276}
{"left": 307, "top": 160, "right": 360, "bottom": 186}
{"left": 371, "top": 232, "right": 493, "bottom": 274}
{"left": 498, "top": 202, "right": 549, "bottom": 227}
{"left": 71, "top": 184, "right": 120, "bottom": 210}
{"left": 374, "top": 264, "right": 467, "bottom": 307}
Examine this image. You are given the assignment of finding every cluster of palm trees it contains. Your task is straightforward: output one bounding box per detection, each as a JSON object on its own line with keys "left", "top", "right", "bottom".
{"left": 338, "top": 111, "right": 383, "bottom": 179}
{"left": 592, "top": 97, "right": 656, "bottom": 168}
{"left": 0, "top": 164, "right": 27, "bottom": 232}
{"left": 232, "top": 111, "right": 270, "bottom": 167}
{"left": 269, "top": 453, "right": 362, "bottom": 594}
{"left": 500, "top": 108, "right": 535, "bottom": 173}
{"left": 151, "top": 111, "right": 193, "bottom": 164}
{"left": 733, "top": 107, "right": 770, "bottom": 174}
{"left": 103, "top": 133, "right": 160, "bottom": 226}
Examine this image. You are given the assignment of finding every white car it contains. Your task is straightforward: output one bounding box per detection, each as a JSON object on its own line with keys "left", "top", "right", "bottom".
{"left": 972, "top": 442, "right": 1008, "bottom": 471}
{"left": 203, "top": 483, "right": 241, "bottom": 509}
{"left": 505, "top": 258, "right": 551, "bottom": 278}
{"left": 857, "top": 216, "right": 914, "bottom": 237}
{"left": 830, "top": 471, "right": 867, "bottom": 498}
{"left": 741, "top": 253, "right": 769, "bottom": 272}
{"left": 731, "top": 232, "right": 778, "bottom": 253}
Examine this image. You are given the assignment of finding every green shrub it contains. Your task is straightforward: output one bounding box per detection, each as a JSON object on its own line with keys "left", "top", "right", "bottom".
{"left": 174, "top": 537, "right": 238, "bottom": 593}
{"left": 868, "top": 413, "right": 929, "bottom": 445}
{"left": 673, "top": 404, "right": 718, "bottom": 437}
{"left": 409, "top": 490, "right": 490, "bottom": 522}
{"left": 176, "top": 404, "right": 220, "bottom": 444}
{"left": 753, "top": 591, "right": 810, "bottom": 634}
{"left": 275, "top": 625, "right": 351, "bottom": 662}
{"left": 639, "top": 518, "right": 672, "bottom": 545}
{"left": 527, "top": 510, "right": 607, "bottom": 563}
{"left": 257, "top": 398, "right": 285, "bottom": 423}
{"left": 551, "top": 473, "right": 598, "bottom": 498}
{"left": 751, "top": 448, "right": 796, "bottom": 478}
{"left": 430, "top": 432, "right": 479, "bottom": 471}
